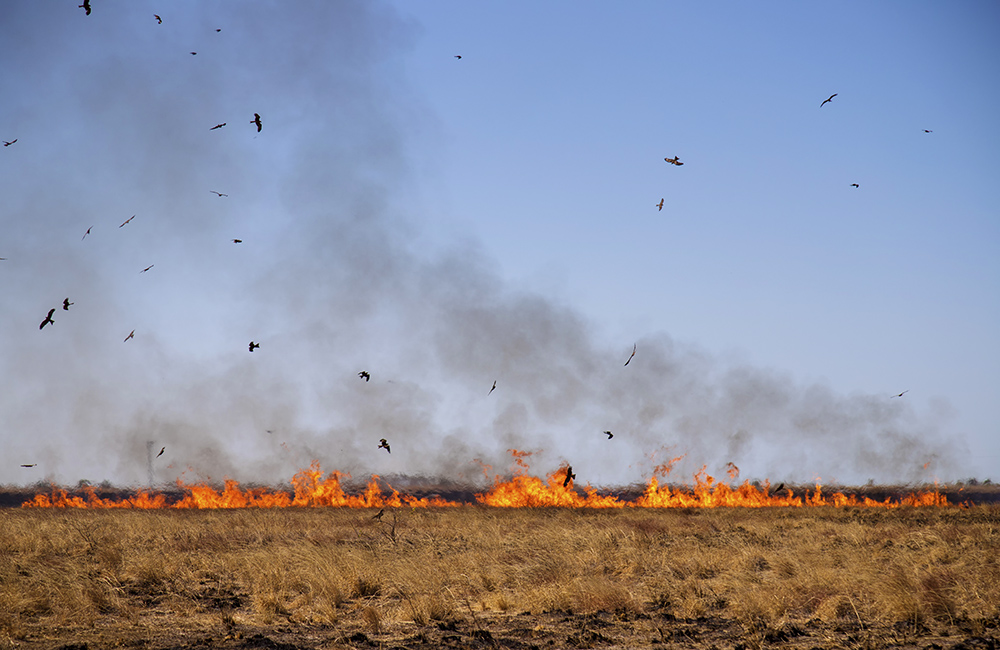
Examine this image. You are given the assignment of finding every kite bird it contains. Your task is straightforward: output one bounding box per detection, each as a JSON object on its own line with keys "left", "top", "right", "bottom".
{"left": 251, "top": 113, "right": 262, "bottom": 132}
{"left": 358, "top": 371, "right": 370, "bottom": 382}
{"left": 923, "top": 129, "right": 933, "bottom": 133}
{"left": 63, "top": 298, "right": 73, "bottom": 311}
{"left": 119, "top": 214, "right": 135, "bottom": 227}
{"left": 563, "top": 465, "right": 576, "bottom": 488}
{"left": 820, "top": 93, "right": 837, "bottom": 107}
{"left": 624, "top": 343, "right": 636, "bottom": 366}
{"left": 850, "top": 183, "right": 859, "bottom": 188}
{"left": 210, "top": 190, "right": 228, "bottom": 197}
{"left": 210, "top": 122, "right": 226, "bottom": 130}
{"left": 21, "top": 464, "right": 37, "bottom": 468}
{"left": 656, "top": 199, "right": 664, "bottom": 211}
{"left": 604, "top": 430, "right": 613, "bottom": 439}
{"left": 79, "top": 0, "right": 91, "bottom": 15}
{"left": 39, "top": 309, "right": 55, "bottom": 330}
{"left": 249, "top": 341, "right": 260, "bottom": 352}
{"left": 140, "top": 264, "right": 154, "bottom": 273}
{"left": 489, "top": 380, "right": 497, "bottom": 396}
{"left": 664, "top": 156, "right": 683, "bottom": 166}
{"left": 156, "top": 446, "right": 165, "bottom": 458}
{"left": 232, "top": 239, "right": 242, "bottom": 244}
{"left": 454, "top": 55, "right": 462, "bottom": 59}
{"left": 378, "top": 438, "right": 391, "bottom": 454}
{"left": 3, "top": 139, "right": 16, "bottom": 147}
{"left": 154, "top": 14, "right": 162, "bottom": 24}
{"left": 771, "top": 482, "right": 785, "bottom": 497}
{"left": 892, "top": 390, "right": 909, "bottom": 398}
{"left": 372, "top": 508, "right": 384, "bottom": 521}
{"left": 124, "top": 329, "right": 135, "bottom": 342}
{"left": 83, "top": 226, "right": 92, "bottom": 240}
{"left": 191, "top": 52, "right": 197, "bottom": 56}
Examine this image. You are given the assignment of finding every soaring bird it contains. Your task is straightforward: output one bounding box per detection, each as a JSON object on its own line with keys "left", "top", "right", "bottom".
{"left": 563, "top": 466, "right": 576, "bottom": 488}
{"left": 850, "top": 183, "right": 859, "bottom": 188}
{"left": 923, "top": 129, "right": 933, "bottom": 133}
{"left": 62, "top": 298, "right": 73, "bottom": 311}
{"left": 210, "top": 190, "right": 228, "bottom": 197}
{"left": 232, "top": 239, "right": 242, "bottom": 244}
{"left": 664, "top": 156, "right": 683, "bottom": 166}
{"left": 82, "top": 226, "right": 92, "bottom": 240}
{"left": 190, "top": 52, "right": 197, "bottom": 56}
{"left": 892, "top": 390, "right": 909, "bottom": 398}
{"left": 771, "top": 482, "right": 785, "bottom": 497}
{"left": 624, "top": 343, "right": 636, "bottom": 367}
{"left": 358, "top": 371, "right": 370, "bottom": 382}
{"left": 604, "top": 431, "right": 613, "bottom": 439}
{"left": 154, "top": 14, "right": 162, "bottom": 24}
{"left": 2, "top": 139, "right": 16, "bottom": 147}
{"left": 820, "top": 93, "right": 837, "bottom": 107}
{"left": 656, "top": 199, "right": 664, "bottom": 211}
{"left": 249, "top": 341, "right": 260, "bottom": 352}
{"left": 119, "top": 215, "right": 135, "bottom": 227}
{"left": 378, "top": 438, "right": 391, "bottom": 454}
{"left": 79, "top": 0, "right": 91, "bottom": 15}
{"left": 210, "top": 122, "right": 226, "bottom": 130}
{"left": 124, "top": 329, "right": 135, "bottom": 342}
{"left": 140, "top": 264, "right": 154, "bottom": 273}
{"left": 251, "top": 113, "right": 262, "bottom": 132}
{"left": 489, "top": 380, "right": 497, "bottom": 396}
{"left": 372, "top": 509, "right": 384, "bottom": 521}
{"left": 39, "top": 309, "right": 55, "bottom": 330}
{"left": 21, "top": 464, "right": 37, "bottom": 468}
{"left": 156, "top": 446, "right": 165, "bottom": 458}
{"left": 454, "top": 55, "right": 462, "bottom": 59}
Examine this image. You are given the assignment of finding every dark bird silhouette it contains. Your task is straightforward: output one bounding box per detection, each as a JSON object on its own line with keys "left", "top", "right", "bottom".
{"left": 378, "top": 438, "right": 391, "bottom": 454}
{"left": 489, "top": 380, "right": 497, "bottom": 395}
{"left": 82, "top": 226, "right": 92, "bottom": 240}
{"left": 820, "top": 93, "right": 837, "bottom": 107}
{"left": 454, "top": 55, "right": 462, "bottom": 59}
{"left": 850, "top": 183, "right": 859, "bottom": 188}
{"left": 249, "top": 341, "right": 260, "bottom": 352}
{"left": 604, "top": 430, "right": 613, "bottom": 439}
{"left": 119, "top": 214, "right": 135, "bottom": 227}
{"left": 39, "top": 309, "right": 55, "bottom": 330}
{"left": 79, "top": 0, "right": 91, "bottom": 15}
{"left": 124, "top": 329, "right": 135, "bottom": 342}
{"left": 210, "top": 122, "right": 225, "bottom": 130}
{"left": 923, "top": 129, "right": 933, "bottom": 133}
{"left": 140, "top": 264, "right": 154, "bottom": 273}
{"left": 664, "top": 155, "right": 683, "bottom": 166}
{"left": 154, "top": 14, "right": 161, "bottom": 24}
{"left": 656, "top": 198, "right": 664, "bottom": 211}
{"left": 372, "top": 508, "right": 384, "bottom": 521}
{"left": 2, "top": 139, "right": 16, "bottom": 147}
{"left": 210, "top": 190, "right": 228, "bottom": 197}
{"left": 21, "top": 464, "right": 37, "bottom": 468}
{"left": 62, "top": 298, "right": 73, "bottom": 311}
{"left": 216, "top": 29, "right": 221, "bottom": 32}
{"left": 232, "top": 239, "right": 242, "bottom": 243}
{"left": 156, "top": 446, "right": 165, "bottom": 458}
{"left": 892, "top": 390, "right": 909, "bottom": 398}
{"left": 358, "top": 371, "right": 370, "bottom": 382}
{"left": 624, "top": 343, "right": 636, "bottom": 366}
{"left": 251, "top": 113, "right": 262, "bottom": 132}
{"left": 563, "top": 466, "right": 576, "bottom": 488}
{"left": 771, "top": 482, "right": 785, "bottom": 496}
{"left": 191, "top": 52, "right": 197, "bottom": 55}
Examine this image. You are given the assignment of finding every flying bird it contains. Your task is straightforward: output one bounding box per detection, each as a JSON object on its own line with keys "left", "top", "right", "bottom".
{"left": 249, "top": 341, "right": 260, "bottom": 352}
{"left": 820, "top": 93, "right": 837, "bottom": 107}
{"left": 119, "top": 215, "right": 135, "bottom": 227}
{"left": 454, "top": 55, "right": 462, "bottom": 59}
{"left": 79, "top": 0, "right": 91, "bottom": 15}
{"left": 124, "top": 329, "right": 135, "bottom": 342}
{"left": 358, "top": 371, "right": 370, "bottom": 382}
{"left": 378, "top": 438, "right": 391, "bottom": 454}
{"left": 892, "top": 390, "right": 909, "bottom": 398}
{"left": 489, "top": 380, "right": 496, "bottom": 396}
{"left": 140, "top": 264, "right": 154, "bottom": 273}
{"left": 372, "top": 509, "right": 384, "bottom": 521}
{"left": 563, "top": 466, "right": 576, "bottom": 488}
{"left": 923, "top": 129, "right": 933, "bottom": 133}
{"left": 190, "top": 52, "right": 197, "bottom": 56}
{"left": 210, "top": 123, "right": 225, "bottom": 130}
{"left": 82, "top": 226, "right": 92, "bottom": 240}
{"left": 771, "top": 482, "right": 785, "bottom": 496}
{"left": 210, "top": 191, "right": 228, "bottom": 197}
{"left": 664, "top": 156, "right": 683, "bottom": 166}
{"left": 656, "top": 199, "right": 664, "bottom": 211}
{"left": 216, "top": 29, "right": 221, "bottom": 32}
{"left": 156, "top": 446, "right": 165, "bottom": 458}
{"left": 2, "top": 139, "right": 16, "bottom": 147}
{"left": 62, "top": 298, "right": 73, "bottom": 311}
{"left": 39, "top": 309, "right": 55, "bottom": 330}
{"left": 21, "top": 464, "right": 37, "bottom": 468}
{"left": 850, "top": 183, "right": 859, "bottom": 188}
{"left": 154, "top": 14, "right": 161, "bottom": 24}
{"left": 604, "top": 431, "right": 613, "bottom": 439}
{"left": 251, "top": 113, "right": 262, "bottom": 132}
{"left": 624, "top": 343, "right": 636, "bottom": 366}
{"left": 232, "top": 239, "right": 242, "bottom": 244}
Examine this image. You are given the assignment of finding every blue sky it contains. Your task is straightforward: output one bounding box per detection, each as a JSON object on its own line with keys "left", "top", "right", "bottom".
{"left": 1, "top": 1, "right": 997, "bottom": 488}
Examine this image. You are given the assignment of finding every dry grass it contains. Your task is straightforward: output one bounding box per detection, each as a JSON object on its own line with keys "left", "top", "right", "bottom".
{"left": 1, "top": 505, "right": 998, "bottom": 648}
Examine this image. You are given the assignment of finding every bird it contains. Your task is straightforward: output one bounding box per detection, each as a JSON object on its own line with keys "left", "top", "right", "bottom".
{"left": 892, "top": 390, "right": 909, "bottom": 398}
{"left": 563, "top": 466, "right": 576, "bottom": 488}
{"left": 210, "top": 191, "right": 228, "bottom": 197}
{"left": 771, "top": 482, "right": 785, "bottom": 496}
{"left": 62, "top": 298, "right": 73, "bottom": 311}
{"left": 216, "top": 29, "right": 221, "bottom": 32}
{"left": 156, "top": 446, "right": 165, "bottom": 458}
{"left": 154, "top": 14, "right": 161, "bottom": 24}
{"left": 124, "top": 329, "right": 135, "bottom": 342}
{"left": 210, "top": 123, "right": 226, "bottom": 130}
{"left": 489, "top": 380, "right": 497, "bottom": 396}
{"left": 79, "top": 0, "right": 91, "bottom": 15}
{"left": 378, "top": 438, "right": 391, "bottom": 454}
{"left": 140, "top": 264, "right": 154, "bottom": 273}
{"left": 249, "top": 341, "right": 260, "bottom": 352}
{"left": 82, "top": 226, "right": 92, "bottom": 240}
{"left": 119, "top": 215, "right": 135, "bottom": 227}
{"left": 624, "top": 343, "right": 636, "bottom": 366}
{"left": 664, "top": 156, "right": 683, "bottom": 166}
{"left": 656, "top": 199, "right": 664, "bottom": 211}
{"left": 372, "top": 509, "right": 384, "bottom": 521}
{"left": 820, "top": 93, "right": 837, "bottom": 107}
{"left": 232, "top": 239, "right": 242, "bottom": 244}
{"left": 604, "top": 431, "right": 613, "bottom": 439}
{"left": 251, "top": 113, "right": 262, "bottom": 132}
{"left": 39, "top": 309, "right": 55, "bottom": 330}
{"left": 358, "top": 371, "right": 370, "bottom": 382}
{"left": 923, "top": 129, "right": 933, "bottom": 133}
{"left": 850, "top": 183, "right": 859, "bottom": 188}
{"left": 454, "top": 55, "right": 462, "bottom": 59}
{"left": 190, "top": 52, "right": 197, "bottom": 56}
{"left": 21, "top": 464, "right": 37, "bottom": 468}
{"left": 2, "top": 139, "right": 16, "bottom": 147}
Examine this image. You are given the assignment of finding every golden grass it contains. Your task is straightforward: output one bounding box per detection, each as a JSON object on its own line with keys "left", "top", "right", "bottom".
{"left": 1, "top": 505, "right": 998, "bottom": 648}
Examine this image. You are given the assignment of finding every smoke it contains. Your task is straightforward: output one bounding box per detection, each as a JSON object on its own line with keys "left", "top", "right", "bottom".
{"left": 0, "top": 2, "right": 962, "bottom": 488}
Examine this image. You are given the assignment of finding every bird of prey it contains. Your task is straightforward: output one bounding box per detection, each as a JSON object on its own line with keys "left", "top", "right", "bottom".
{"left": 191, "top": 52, "right": 197, "bottom": 56}
{"left": 664, "top": 156, "right": 683, "bottom": 166}
{"left": 454, "top": 55, "right": 462, "bottom": 59}
{"left": 124, "top": 329, "right": 135, "bottom": 342}
{"left": 62, "top": 298, "right": 73, "bottom": 311}
{"left": 210, "top": 122, "right": 226, "bottom": 130}
{"left": 358, "top": 371, "right": 370, "bottom": 382}
{"left": 232, "top": 239, "right": 242, "bottom": 244}
{"left": 154, "top": 14, "right": 162, "bottom": 24}
{"left": 156, "top": 446, "right": 165, "bottom": 458}
{"left": 82, "top": 226, "right": 92, "bottom": 240}
{"left": 140, "top": 264, "right": 154, "bottom": 273}
{"left": 656, "top": 199, "right": 664, "bottom": 211}
{"left": 624, "top": 343, "right": 636, "bottom": 366}
{"left": 604, "top": 431, "right": 613, "bottom": 439}
{"left": 378, "top": 438, "right": 391, "bottom": 454}
{"left": 820, "top": 93, "right": 837, "bottom": 107}
{"left": 850, "top": 183, "right": 859, "bottom": 188}
{"left": 210, "top": 190, "right": 228, "bottom": 197}
{"left": 2, "top": 139, "right": 16, "bottom": 147}
{"left": 251, "top": 113, "right": 262, "bottom": 132}
{"left": 21, "top": 464, "right": 37, "bottom": 468}
{"left": 39, "top": 309, "right": 55, "bottom": 330}
{"left": 771, "top": 482, "right": 785, "bottom": 496}
{"left": 119, "top": 214, "right": 135, "bottom": 227}
{"left": 923, "top": 129, "right": 933, "bottom": 133}
{"left": 216, "top": 29, "right": 221, "bottom": 32}
{"left": 489, "top": 380, "right": 497, "bottom": 396}
{"left": 79, "top": 0, "right": 91, "bottom": 15}
{"left": 372, "top": 509, "right": 384, "bottom": 521}
{"left": 249, "top": 341, "right": 260, "bottom": 352}
{"left": 563, "top": 466, "right": 576, "bottom": 488}
{"left": 892, "top": 390, "right": 909, "bottom": 398}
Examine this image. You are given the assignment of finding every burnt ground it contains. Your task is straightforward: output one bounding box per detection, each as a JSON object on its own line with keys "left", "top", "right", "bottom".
{"left": 13, "top": 608, "right": 1000, "bottom": 650}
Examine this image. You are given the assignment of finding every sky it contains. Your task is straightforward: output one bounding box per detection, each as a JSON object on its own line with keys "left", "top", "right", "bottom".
{"left": 1, "top": 1, "right": 997, "bottom": 490}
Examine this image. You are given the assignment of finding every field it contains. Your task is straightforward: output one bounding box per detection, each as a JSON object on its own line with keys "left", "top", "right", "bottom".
{"left": 1, "top": 505, "right": 999, "bottom": 650}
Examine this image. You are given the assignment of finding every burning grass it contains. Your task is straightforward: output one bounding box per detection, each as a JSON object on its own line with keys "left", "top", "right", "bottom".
{"left": 1, "top": 505, "right": 998, "bottom": 649}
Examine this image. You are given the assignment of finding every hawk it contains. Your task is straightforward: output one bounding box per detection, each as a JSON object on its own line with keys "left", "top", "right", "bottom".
{"left": 624, "top": 343, "right": 636, "bottom": 366}
{"left": 249, "top": 341, "right": 260, "bottom": 352}
{"left": 39, "top": 309, "right": 55, "bottom": 330}
{"left": 358, "top": 371, "right": 370, "bottom": 382}
{"left": 378, "top": 438, "right": 391, "bottom": 454}
{"left": 251, "top": 113, "right": 262, "bottom": 132}
{"left": 563, "top": 466, "right": 576, "bottom": 488}
{"left": 820, "top": 93, "right": 837, "bottom": 107}
{"left": 656, "top": 199, "right": 664, "bottom": 211}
